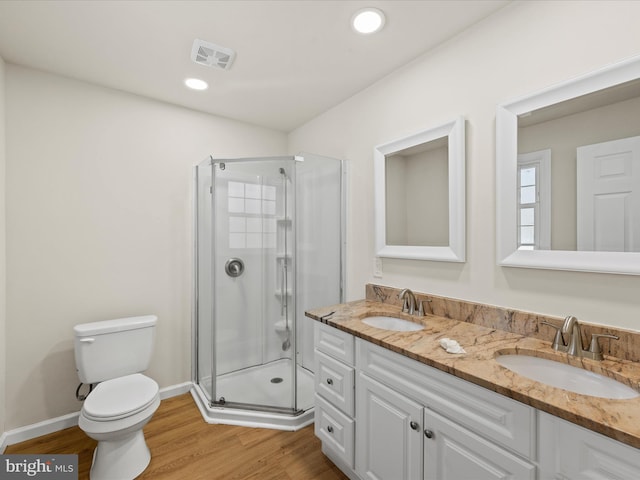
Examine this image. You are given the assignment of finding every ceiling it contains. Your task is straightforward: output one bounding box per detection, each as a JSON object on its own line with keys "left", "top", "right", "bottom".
{"left": 0, "top": 0, "right": 510, "bottom": 132}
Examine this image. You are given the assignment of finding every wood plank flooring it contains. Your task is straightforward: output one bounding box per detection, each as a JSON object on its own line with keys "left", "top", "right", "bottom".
{"left": 5, "top": 393, "right": 348, "bottom": 480}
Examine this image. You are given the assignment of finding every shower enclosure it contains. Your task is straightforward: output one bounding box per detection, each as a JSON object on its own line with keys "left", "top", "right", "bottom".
{"left": 192, "top": 153, "right": 345, "bottom": 430}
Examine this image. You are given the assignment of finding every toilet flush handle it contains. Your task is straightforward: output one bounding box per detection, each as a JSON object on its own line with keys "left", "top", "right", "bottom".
{"left": 79, "top": 337, "right": 95, "bottom": 343}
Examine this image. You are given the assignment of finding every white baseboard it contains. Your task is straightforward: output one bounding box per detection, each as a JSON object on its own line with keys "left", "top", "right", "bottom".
{"left": 0, "top": 411, "right": 80, "bottom": 453}
{"left": 159, "top": 381, "right": 192, "bottom": 400}
{"left": 0, "top": 381, "right": 193, "bottom": 453}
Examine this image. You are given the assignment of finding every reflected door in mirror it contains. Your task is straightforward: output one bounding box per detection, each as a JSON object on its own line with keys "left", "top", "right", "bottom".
{"left": 577, "top": 135, "right": 640, "bottom": 252}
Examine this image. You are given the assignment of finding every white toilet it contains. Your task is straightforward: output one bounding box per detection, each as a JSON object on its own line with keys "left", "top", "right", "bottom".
{"left": 74, "top": 315, "right": 160, "bottom": 480}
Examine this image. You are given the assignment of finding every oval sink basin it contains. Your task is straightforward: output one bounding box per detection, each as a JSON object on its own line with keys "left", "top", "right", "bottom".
{"left": 362, "top": 316, "right": 424, "bottom": 332}
{"left": 496, "top": 354, "right": 639, "bottom": 399}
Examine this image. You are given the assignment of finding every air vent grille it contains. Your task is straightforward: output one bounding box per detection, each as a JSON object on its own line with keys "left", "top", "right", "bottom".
{"left": 191, "top": 39, "right": 235, "bottom": 70}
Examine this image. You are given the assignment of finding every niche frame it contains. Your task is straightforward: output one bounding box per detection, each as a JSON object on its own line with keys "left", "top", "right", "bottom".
{"left": 374, "top": 116, "right": 466, "bottom": 262}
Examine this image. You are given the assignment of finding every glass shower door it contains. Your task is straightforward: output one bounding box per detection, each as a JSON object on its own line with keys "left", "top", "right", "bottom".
{"left": 211, "top": 157, "right": 298, "bottom": 412}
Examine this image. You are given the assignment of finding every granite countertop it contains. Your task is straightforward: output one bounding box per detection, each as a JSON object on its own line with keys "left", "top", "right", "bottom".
{"left": 306, "top": 299, "right": 640, "bottom": 449}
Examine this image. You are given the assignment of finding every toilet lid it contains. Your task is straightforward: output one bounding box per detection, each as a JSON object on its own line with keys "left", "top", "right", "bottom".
{"left": 83, "top": 373, "right": 159, "bottom": 421}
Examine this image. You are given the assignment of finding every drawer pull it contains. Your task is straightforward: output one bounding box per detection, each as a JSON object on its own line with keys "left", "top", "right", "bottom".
{"left": 327, "top": 425, "right": 334, "bottom": 433}
{"left": 424, "top": 429, "right": 435, "bottom": 439}
{"left": 326, "top": 378, "right": 334, "bottom": 385}
{"left": 410, "top": 421, "right": 419, "bottom": 431}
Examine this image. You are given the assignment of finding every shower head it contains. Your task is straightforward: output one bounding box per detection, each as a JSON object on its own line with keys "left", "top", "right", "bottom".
{"left": 279, "top": 167, "right": 286, "bottom": 175}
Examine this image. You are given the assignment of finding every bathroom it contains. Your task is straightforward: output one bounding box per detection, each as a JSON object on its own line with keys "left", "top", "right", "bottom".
{"left": 1, "top": 0, "right": 640, "bottom": 478}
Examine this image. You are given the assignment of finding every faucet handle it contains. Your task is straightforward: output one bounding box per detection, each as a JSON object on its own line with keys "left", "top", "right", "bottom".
{"left": 417, "top": 299, "right": 432, "bottom": 316}
{"left": 588, "top": 333, "right": 619, "bottom": 360}
{"left": 541, "top": 321, "right": 566, "bottom": 350}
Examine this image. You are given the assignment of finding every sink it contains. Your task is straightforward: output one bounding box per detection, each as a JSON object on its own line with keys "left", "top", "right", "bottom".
{"left": 496, "top": 354, "right": 639, "bottom": 399}
{"left": 362, "top": 316, "right": 424, "bottom": 332}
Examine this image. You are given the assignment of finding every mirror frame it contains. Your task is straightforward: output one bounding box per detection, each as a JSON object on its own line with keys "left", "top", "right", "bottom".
{"left": 374, "top": 116, "right": 465, "bottom": 262}
{"left": 496, "top": 54, "right": 640, "bottom": 275}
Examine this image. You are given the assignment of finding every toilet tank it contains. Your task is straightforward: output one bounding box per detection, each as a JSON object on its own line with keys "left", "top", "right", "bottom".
{"left": 74, "top": 315, "right": 157, "bottom": 384}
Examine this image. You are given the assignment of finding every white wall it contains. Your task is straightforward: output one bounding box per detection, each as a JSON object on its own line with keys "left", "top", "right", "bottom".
{"left": 0, "top": 55, "right": 6, "bottom": 435}
{"left": 288, "top": 1, "right": 640, "bottom": 329}
{"left": 5, "top": 65, "right": 286, "bottom": 429}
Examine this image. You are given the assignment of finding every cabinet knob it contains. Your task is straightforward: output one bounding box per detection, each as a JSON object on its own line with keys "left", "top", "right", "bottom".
{"left": 424, "top": 429, "right": 434, "bottom": 439}
{"left": 410, "top": 421, "right": 419, "bottom": 431}
{"left": 326, "top": 378, "right": 334, "bottom": 386}
{"left": 327, "top": 425, "right": 334, "bottom": 433}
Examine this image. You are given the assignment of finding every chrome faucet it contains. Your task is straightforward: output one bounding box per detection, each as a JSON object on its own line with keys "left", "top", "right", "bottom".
{"left": 399, "top": 289, "right": 426, "bottom": 316}
{"left": 543, "top": 315, "right": 618, "bottom": 361}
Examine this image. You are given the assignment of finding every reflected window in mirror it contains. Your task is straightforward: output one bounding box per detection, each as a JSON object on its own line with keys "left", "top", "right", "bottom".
{"left": 517, "top": 150, "right": 550, "bottom": 250}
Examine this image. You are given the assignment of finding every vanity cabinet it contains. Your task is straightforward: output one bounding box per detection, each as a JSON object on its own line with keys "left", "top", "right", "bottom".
{"left": 356, "top": 339, "right": 536, "bottom": 480}
{"left": 313, "top": 320, "right": 640, "bottom": 480}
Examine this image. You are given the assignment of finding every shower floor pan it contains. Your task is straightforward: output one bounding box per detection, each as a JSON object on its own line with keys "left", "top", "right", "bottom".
{"left": 191, "top": 359, "right": 315, "bottom": 431}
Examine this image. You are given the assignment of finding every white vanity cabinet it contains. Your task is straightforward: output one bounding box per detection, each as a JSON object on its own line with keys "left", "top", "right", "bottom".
{"left": 538, "top": 411, "right": 640, "bottom": 479}
{"left": 313, "top": 321, "right": 640, "bottom": 480}
{"left": 356, "top": 339, "right": 536, "bottom": 480}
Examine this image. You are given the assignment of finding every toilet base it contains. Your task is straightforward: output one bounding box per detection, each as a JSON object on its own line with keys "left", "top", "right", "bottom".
{"left": 89, "top": 429, "right": 151, "bottom": 480}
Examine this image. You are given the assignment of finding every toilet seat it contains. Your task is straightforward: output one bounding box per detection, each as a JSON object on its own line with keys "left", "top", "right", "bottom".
{"left": 83, "top": 373, "right": 159, "bottom": 421}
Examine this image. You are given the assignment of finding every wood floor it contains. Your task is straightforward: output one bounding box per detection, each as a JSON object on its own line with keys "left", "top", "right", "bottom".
{"left": 5, "top": 393, "right": 348, "bottom": 480}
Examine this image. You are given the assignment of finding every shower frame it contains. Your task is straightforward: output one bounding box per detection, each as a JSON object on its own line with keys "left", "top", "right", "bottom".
{"left": 191, "top": 153, "right": 346, "bottom": 430}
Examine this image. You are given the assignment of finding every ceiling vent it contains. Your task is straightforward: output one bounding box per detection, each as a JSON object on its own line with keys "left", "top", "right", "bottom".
{"left": 191, "top": 39, "right": 236, "bottom": 71}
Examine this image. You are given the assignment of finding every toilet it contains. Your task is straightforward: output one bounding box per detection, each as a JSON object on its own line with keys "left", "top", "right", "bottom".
{"left": 74, "top": 315, "right": 160, "bottom": 480}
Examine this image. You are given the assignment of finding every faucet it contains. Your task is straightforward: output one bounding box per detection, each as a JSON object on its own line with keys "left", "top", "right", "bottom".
{"left": 399, "top": 289, "right": 426, "bottom": 316}
{"left": 561, "top": 315, "right": 583, "bottom": 357}
{"left": 543, "top": 315, "right": 619, "bottom": 361}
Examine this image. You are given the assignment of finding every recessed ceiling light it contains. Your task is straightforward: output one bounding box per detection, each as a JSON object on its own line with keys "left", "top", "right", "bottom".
{"left": 185, "top": 78, "right": 208, "bottom": 91}
{"left": 351, "top": 8, "right": 385, "bottom": 34}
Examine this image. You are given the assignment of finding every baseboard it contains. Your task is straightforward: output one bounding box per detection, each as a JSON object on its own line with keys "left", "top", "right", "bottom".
{"left": 159, "top": 381, "right": 192, "bottom": 400}
{"left": 0, "top": 411, "right": 80, "bottom": 453}
{"left": 0, "top": 381, "right": 194, "bottom": 452}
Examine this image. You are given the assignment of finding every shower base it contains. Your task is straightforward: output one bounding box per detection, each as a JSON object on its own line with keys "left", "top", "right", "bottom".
{"left": 191, "top": 359, "right": 315, "bottom": 431}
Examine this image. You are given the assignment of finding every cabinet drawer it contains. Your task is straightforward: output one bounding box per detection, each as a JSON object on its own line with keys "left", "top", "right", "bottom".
{"left": 315, "top": 350, "right": 355, "bottom": 416}
{"left": 358, "top": 339, "right": 535, "bottom": 459}
{"left": 315, "top": 393, "right": 355, "bottom": 469}
{"left": 315, "top": 322, "right": 355, "bottom": 365}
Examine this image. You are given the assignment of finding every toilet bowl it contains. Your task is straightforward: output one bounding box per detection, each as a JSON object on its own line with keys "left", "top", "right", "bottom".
{"left": 73, "top": 315, "right": 159, "bottom": 480}
{"left": 79, "top": 374, "right": 160, "bottom": 480}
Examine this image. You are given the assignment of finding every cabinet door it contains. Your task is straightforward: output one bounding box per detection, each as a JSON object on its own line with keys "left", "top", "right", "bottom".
{"left": 356, "top": 373, "right": 423, "bottom": 480}
{"left": 539, "top": 411, "right": 640, "bottom": 479}
{"left": 424, "top": 408, "right": 536, "bottom": 480}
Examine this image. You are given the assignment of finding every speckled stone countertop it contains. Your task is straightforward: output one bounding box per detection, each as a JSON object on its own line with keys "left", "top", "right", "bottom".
{"left": 306, "top": 299, "right": 640, "bottom": 449}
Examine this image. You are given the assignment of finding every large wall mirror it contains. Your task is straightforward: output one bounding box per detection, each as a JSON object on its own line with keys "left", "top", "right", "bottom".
{"left": 374, "top": 117, "right": 465, "bottom": 262}
{"left": 497, "top": 54, "right": 640, "bottom": 274}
